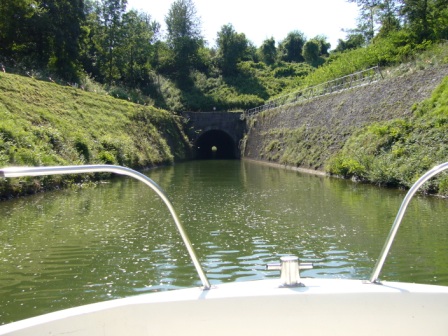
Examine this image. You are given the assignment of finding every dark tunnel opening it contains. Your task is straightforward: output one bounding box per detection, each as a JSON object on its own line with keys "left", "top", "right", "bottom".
{"left": 194, "top": 130, "right": 238, "bottom": 160}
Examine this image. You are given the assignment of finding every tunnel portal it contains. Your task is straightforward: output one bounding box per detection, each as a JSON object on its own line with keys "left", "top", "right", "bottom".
{"left": 195, "top": 130, "right": 237, "bottom": 160}
{"left": 182, "top": 111, "right": 246, "bottom": 160}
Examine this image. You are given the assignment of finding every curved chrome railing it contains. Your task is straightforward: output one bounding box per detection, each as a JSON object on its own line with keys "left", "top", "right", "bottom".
{"left": 0, "top": 165, "right": 211, "bottom": 290}
{"left": 370, "top": 161, "right": 448, "bottom": 283}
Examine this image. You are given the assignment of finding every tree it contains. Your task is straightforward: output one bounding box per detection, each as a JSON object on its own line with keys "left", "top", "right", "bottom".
{"left": 375, "top": 11, "right": 401, "bottom": 39}
{"left": 278, "top": 30, "right": 307, "bottom": 62}
{"left": 259, "top": 37, "right": 277, "bottom": 65}
{"left": 312, "top": 35, "right": 331, "bottom": 56}
{"left": 79, "top": 0, "right": 102, "bottom": 80}
{"left": 119, "top": 10, "right": 160, "bottom": 87}
{"left": 399, "top": 0, "right": 447, "bottom": 42}
{"left": 80, "top": 0, "right": 126, "bottom": 84}
{"left": 0, "top": 0, "right": 85, "bottom": 80}
{"left": 346, "top": 0, "right": 447, "bottom": 44}
{"left": 0, "top": 0, "right": 38, "bottom": 60}
{"left": 348, "top": 0, "right": 382, "bottom": 42}
{"left": 82, "top": 1, "right": 163, "bottom": 88}
{"left": 165, "top": 0, "right": 203, "bottom": 82}
{"left": 377, "top": 0, "right": 402, "bottom": 36}
{"left": 216, "top": 24, "right": 249, "bottom": 75}
{"left": 347, "top": 1, "right": 405, "bottom": 42}
{"left": 97, "top": 0, "right": 128, "bottom": 85}
{"left": 246, "top": 41, "right": 259, "bottom": 62}
{"left": 432, "top": 0, "right": 448, "bottom": 40}
{"left": 334, "top": 33, "right": 365, "bottom": 52}
{"left": 302, "top": 39, "right": 323, "bottom": 67}
{"left": 43, "top": 0, "right": 86, "bottom": 80}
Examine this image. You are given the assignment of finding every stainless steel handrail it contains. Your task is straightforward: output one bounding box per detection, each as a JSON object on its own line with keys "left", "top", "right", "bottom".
{"left": 370, "top": 161, "right": 448, "bottom": 283}
{"left": 0, "top": 165, "right": 211, "bottom": 290}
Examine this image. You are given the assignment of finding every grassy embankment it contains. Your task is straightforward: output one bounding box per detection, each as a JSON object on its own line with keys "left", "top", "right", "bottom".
{"left": 0, "top": 72, "right": 190, "bottom": 199}
{"left": 249, "top": 42, "right": 448, "bottom": 196}
{"left": 321, "top": 41, "right": 448, "bottom": 195}
{"left": 328, "top": 76, "right": 448, "bottom": 195}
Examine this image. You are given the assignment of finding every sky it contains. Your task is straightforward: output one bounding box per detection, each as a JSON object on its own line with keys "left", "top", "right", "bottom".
{"left": 126, "top": 0, "right": 360, "bottom": 50}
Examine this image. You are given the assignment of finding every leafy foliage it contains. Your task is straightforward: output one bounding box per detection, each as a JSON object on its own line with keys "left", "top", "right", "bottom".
{"left": 164, "top": 0, "right": 204, "bottom": 84}
{"left": 278, "top": 31, "right": 306, "bottom": 63}
{"left": 1, "top": 0, "right": 447, "bottom": 112}
{"left": 0, "top": 0, "right": 85, "bottom": 81}
{"left": 216, "top": 24, "right": 250, "bottom": 76}
{"left": 348, "top": 0, "right": 448, "bottom": 44}
{"left": 303, "top": 40, "right": 324, "bottom": 67}
{"left": 259, "top": 37, "right": 277, "bottom": 65}
{"left": 334, "top": 34, "right": 366, "bottom": 52}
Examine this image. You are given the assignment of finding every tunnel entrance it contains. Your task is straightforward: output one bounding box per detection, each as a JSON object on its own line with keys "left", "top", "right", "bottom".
{"left": 194, "top": 130, "right": 238, "bottom": 160}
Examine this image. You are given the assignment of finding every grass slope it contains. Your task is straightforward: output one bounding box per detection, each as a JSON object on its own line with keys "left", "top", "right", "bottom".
{"left": 328, "top": 76, "right": 448, "bottom": 195}
{"left": 0, "top": 72, "right": 190, "bottom": 199}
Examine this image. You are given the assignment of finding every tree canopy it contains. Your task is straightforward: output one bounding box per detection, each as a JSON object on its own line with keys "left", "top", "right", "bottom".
{"left": 278, "top": 31, "right": 307, "bottom": 63}
{"left": 164, "top": 0, "right": 203, "bottom": 83}
{"left": 0, "top": 0, "right": 447, "bottom": 112}
{"left": 347, "top": 0, "right": 448, "bottom": 43}
{"left": 216, "top": 24, "right": 249, "bottom": 76}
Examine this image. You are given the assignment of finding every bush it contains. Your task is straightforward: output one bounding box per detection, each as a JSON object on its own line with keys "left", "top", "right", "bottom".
{"left": 327, "top": 156, "right": 366, "bottom": 178}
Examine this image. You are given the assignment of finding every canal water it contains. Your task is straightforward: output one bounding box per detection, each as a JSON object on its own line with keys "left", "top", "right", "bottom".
{"left": 0, "top": 160, "right": 447, "bottom": 324}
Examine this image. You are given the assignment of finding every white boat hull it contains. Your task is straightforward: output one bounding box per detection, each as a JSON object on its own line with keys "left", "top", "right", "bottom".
{"left": 1, "top": 278, "right": 448, "bottom": 336}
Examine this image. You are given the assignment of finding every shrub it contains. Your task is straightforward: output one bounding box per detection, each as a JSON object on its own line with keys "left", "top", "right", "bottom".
{"left": 98, "top": 150, "right": 116, "bottom": 164}
{"left": 327, "top": 156, "right": 366, "bottom": 178}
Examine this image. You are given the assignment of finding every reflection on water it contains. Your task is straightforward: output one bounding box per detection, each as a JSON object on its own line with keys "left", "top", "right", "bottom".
{"left": 0, "top": 160, "right": 447, "bottom": 324}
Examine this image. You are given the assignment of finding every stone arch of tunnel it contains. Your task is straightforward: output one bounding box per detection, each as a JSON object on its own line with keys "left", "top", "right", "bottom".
{"left": 194, "top": 129, "right": 238, "bottom": 160}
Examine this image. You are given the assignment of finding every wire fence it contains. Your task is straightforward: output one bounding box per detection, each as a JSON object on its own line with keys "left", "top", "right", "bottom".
{"left": 244, "top": 66, "right": 383, "bottom": 118}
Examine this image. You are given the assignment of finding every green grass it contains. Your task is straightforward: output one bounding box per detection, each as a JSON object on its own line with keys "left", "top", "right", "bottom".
{"left": 327, "top": 77, "right": 448, "bottom": 195}
{"left": 0, "top": 72, "right": 190, "bottom": 198}
{"left": 301, "top": 37, "right": 448, "bottom": 89}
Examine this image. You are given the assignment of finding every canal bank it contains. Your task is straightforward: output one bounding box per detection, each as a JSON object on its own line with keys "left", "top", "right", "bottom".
{"left": 1, "top": 64, "right": 448, "bottom": 199}
{"left": 0, "top": 72, "right": 192, "bottom": 200}
{"left": 242, "top": 158, "right": 327, "bottom": 176}
{"left": 242, "top": 65, "right": 448, "bottom": 194}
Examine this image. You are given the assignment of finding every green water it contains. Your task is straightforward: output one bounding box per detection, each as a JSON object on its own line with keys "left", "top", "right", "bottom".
{"left": 0, "top": 160, "right": 447, "bottom": 324}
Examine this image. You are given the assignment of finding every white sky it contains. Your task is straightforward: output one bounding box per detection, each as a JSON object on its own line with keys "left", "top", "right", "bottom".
{"left": 126, "top": 0, "right": 359, "bottom": 50}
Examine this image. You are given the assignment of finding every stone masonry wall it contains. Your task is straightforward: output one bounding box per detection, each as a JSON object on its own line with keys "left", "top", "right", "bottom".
{"left": 243, "top": 65, "right": 448, "bottom": 171}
